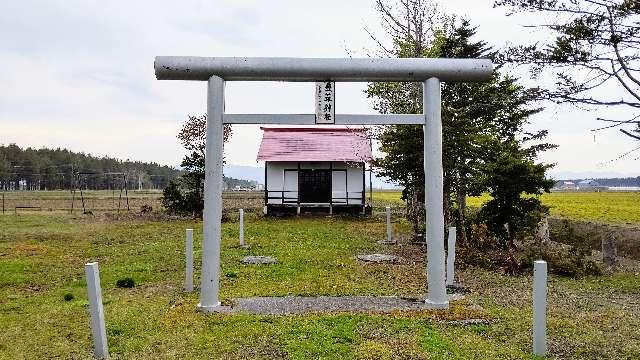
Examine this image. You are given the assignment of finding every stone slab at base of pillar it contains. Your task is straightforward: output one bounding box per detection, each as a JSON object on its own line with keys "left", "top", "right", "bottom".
{"left": 378, "top": 238, "right": 397, "bottom": 245}
{"left": 197, "top": 302, "right": 229, "bottom": 313}
{"left": 424, "top": 299, "right": 449, "bottom": 309}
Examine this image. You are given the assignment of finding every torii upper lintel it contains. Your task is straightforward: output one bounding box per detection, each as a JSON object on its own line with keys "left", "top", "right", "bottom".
{"left": 154, "top": 56, "right": 493, "bottom": 82}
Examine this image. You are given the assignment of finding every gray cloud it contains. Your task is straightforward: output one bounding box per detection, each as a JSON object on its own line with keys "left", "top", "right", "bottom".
{"left": 0, "top": 0, "right": 637, "bottom": 175}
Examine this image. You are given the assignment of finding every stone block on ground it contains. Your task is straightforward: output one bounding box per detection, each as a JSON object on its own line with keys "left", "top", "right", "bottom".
{"left": 377, "top": 239, "right": 397, "bottom": 245}
{"left": 602, "top": 230, "right": 618, "bottom": 271}
{"left": 536, "top": 217, "right": 550, "bottom": 244}
{"left": 446, "top": 283, "right": 470, "bottom": 294}
{"left": 241, "top": 256, "right": 277, "bottom": 265}
{"left": 356, "top": 254, "right": 401, "bottom": 263}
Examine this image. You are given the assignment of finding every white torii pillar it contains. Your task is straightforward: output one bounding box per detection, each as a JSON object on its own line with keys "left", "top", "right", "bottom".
{"left": 154, "top": 57, "right": 493, "bottom": 312}
{"left": 423, "top": 77, "right": 447, "bottom": 307}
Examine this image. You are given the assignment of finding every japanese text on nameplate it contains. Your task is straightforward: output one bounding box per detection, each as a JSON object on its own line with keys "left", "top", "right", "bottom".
{"left": 315, "top": 81, "right": 335, "bottom": 124}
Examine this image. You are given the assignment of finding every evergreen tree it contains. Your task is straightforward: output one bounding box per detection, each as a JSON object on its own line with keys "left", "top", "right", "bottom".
{"left": 367, "top": 1, "right": 555, "bottom": 244}
{"left": 475, "top": 140, "right": 555, "bottom": 249}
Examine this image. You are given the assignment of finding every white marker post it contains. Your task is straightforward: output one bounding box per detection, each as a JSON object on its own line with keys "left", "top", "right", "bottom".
{"left": 239, "top": 209, "right": 245, "bottom": 247}
{"left": 386, "top": 206, "right": 392, "bottom": 243}
{"left": 446, "top": 226, "right": 456, "bottom": 286}
{"left": 84, "top": 262, "right": 109, "bottom": 359}
{"left": 533, "top": 260, "right": 548, "bottom": 356}
{"left": 185, "top": 229, "right": 194, "bottom": 292}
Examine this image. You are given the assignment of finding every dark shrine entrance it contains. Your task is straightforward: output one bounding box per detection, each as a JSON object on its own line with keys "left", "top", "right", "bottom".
{"left": 299, "top": 169, "right": 331, "bottom": 203}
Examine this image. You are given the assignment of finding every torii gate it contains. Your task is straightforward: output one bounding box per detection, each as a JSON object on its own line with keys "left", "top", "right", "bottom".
{"left": 154, "top": 56, "right": 493, "bottom": 312}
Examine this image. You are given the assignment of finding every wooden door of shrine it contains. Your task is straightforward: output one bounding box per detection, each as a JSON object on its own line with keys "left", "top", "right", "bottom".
{"left": 298, "top": 169, "right": 331, "bottom": 203}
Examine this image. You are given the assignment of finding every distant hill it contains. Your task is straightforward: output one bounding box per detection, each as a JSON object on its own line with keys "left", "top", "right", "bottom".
{"left": 557, "top": 177, "right": 640, "bottom": 187}
{"left": 223, "top": 165, "right": 264, "bottom": 184}
{"left": 224, "top": 176, "right": 257, "bottom": 190}
{"left": 549, "top": 170, "right": 640, "bottom": 180}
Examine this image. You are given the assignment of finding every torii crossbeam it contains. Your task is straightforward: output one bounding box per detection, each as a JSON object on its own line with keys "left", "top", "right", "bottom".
{"left": 154, "top": 56, "right": 493, "bottom": 312}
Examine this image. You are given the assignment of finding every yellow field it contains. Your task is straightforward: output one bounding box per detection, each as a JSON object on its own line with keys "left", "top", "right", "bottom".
{"left": 373, "top": 190, "right": 640, "bottom": 225}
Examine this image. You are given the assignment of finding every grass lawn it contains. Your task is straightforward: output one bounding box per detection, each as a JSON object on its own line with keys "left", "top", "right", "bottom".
{"left": 1, "top": 213, "right": 639, "bottom": 359}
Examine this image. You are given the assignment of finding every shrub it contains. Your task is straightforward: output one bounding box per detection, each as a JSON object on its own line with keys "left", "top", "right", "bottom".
{"left": 63, "top": 293, "right": 74, "bottom": 301}
{"left": 521, "top": 243, "right": 602, "bottom": 278}
{"left": 162, "top": 178, "right": 201, "bottom": 216}
{"left": 459, "top": 224, "right": 601, "bottom": 278}
{"left": 116, "top": 277, "right": 135, "bottom": 288}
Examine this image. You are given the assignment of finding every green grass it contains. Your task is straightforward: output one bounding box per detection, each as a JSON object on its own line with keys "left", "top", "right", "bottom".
{"left": 0, "top": 213, "right": 638, "bottom": 359}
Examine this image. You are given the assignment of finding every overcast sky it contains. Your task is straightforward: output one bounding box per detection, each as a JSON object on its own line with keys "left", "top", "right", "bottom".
{"left": 1, "top": 0, "right": 638, "bottom": 178}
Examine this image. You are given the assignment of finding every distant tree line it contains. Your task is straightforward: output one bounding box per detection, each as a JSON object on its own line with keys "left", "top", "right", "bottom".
{"left": 0, "top": 144, "right": 180, "bottom": 191}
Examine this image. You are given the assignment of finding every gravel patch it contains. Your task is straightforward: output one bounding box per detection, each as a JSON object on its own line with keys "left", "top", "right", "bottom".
{"left": 357, "top": 254, "right": 402, "bottom": 263}
{"left": 447, "top": 318, "right": 493, "bottom": 325}
{"left": 241, "top": 256, "right": 277, "bottom": 264}
{"left": 231, "top": 295, "right": 464, "bottom": 315}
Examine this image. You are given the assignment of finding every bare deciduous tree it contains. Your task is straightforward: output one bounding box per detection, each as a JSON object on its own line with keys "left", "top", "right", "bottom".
{"left": 495, "top": 0, "right": 640, "bottom": 143}
{"left": 178, "top": 115, "right": 232, "bottom": 158}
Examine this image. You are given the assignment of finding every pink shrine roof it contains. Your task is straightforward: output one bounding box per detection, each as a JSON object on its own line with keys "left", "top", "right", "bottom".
{"left": 256, "top": 127, "right": 372, "bottom": 162}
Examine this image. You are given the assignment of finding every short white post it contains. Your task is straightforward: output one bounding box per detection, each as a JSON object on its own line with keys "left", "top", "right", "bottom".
{"left": 198, "top": 75, "right": 224, "bottom": 312}
{"left": 239, "top": 209, "right": 245, "bottom": 246}
{"left": 423, "top": 77, "right": 448, "bottom": 308}
{"left": 84, "top": 262, "right": 109, "bottom": 359}
{"left": 533, "top": 260, "right": 548, "bottom": 356}
{"left": 185, "top": 229, "right": 194, "bottom": 292}
{"left": 385, "top": 206, "right": 392, "bottom": 243}
{"left": 446, "top": 226, "right": 456, "bottom": 286}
